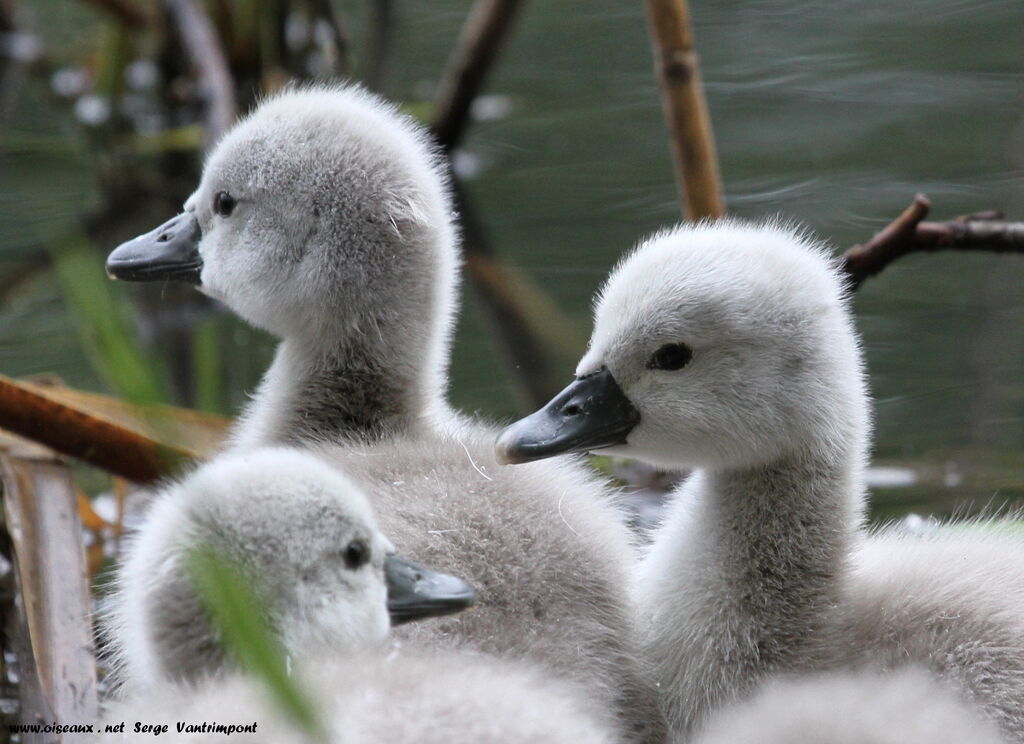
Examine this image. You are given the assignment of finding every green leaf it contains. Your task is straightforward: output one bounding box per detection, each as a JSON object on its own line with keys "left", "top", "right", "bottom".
{"left": 187, "top": 545, "right": 326, "bottom": 742}
{"left": 193, "top": 317, "right": 223, "bottom": 414}
{"left": 48, "top": 231, "right": 169, "bottom": 406}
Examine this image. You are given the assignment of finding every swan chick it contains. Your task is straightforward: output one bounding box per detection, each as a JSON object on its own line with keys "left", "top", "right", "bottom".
{"left": 105, "top": 84, "right": 665, "bottom": 742}
{"left": 497, "top": 222, "right": 1024, "bottom": 741}
{"left": 694, "top": 668, "right": 1005, "bottom": 744}
{"left": 106, "top": 447, "right": 474, "bottom": 691}
{"left": 104, "top": 651, "right": 619, "bottom": 744}
{"left": 107, "top": 84, "right": 458, "bottom": 443}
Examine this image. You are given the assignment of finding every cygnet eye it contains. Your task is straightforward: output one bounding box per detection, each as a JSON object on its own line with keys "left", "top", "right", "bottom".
{"left": 647, "top": 343, "right": 693, "bottom": 371}
{"left": 213, "top": 191, "right": 236, "bottom": 217}
{"left": 343, "top": 539, "right": 370, "bottom": 570}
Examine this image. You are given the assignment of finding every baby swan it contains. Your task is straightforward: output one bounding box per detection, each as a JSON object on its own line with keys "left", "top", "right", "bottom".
{"left": 106, "top": 85, "right": 662, "bottom": 741}
{"left": 106, "top": 652, "right": 618, "bottom": 744}
{"left": 497, "top": 222, "right": 1024, "bottom": 741}
{"left": 695, "top": 668, "right": 1005, "bottom": 744}
{"left": 105, "top": 449, "right": 617, "bottom": 744}
{"left": 106, "top": 448, "right": 473, "bottom": 691}
{"left": 108, "top": 84, "right": 457, "bottom": 445}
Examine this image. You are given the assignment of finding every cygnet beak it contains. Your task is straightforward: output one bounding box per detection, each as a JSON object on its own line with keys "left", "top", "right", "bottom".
{"left": 106, "top": 212, "right": 203, "bottom": 285}
{"left": 385, "top": 554, "right": 476, "bottom": 626}
{"left": 495, "top": 367, "right": 640, "bottom": 465}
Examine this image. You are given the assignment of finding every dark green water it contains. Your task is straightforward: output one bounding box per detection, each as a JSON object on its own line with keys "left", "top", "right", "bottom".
{"left": 2, "top": 0, "right": 1022, "bottom": 514}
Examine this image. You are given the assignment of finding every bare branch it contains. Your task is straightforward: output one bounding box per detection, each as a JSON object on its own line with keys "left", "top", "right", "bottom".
{"left": 430, "top": 0, "right": 585, "bottom": 409}
{"left": 454, "top": 181, "right": 580, "bottom": 408}
{"left": 163, "top": 0, "right": 236, "bottom": 149}
{"left": 643, "top": 0, "right": 725, "bottom": 220}
{"left": 843, "top": 195, "right": 1024, "bottom": 290}
{"left": 0, "top": 375, "right": 228, "bottom": 483}
{"left": 432, "top": 0, "right": 525, "bottom": 151}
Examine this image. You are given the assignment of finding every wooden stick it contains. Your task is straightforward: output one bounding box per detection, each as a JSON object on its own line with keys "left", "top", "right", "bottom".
{"left": 431, "top": 0, "right": 590, "bottom": 408}
{"left": 164, "top": 0, "right": 236, "bottom": 149}
{"left": 643, "top": 0, "right": 725, "bottom": 220}
{"left": 1, "top": 450, "right": 97, "bottom": 741}
{"left": 843, "top": 195, "right": 1024, "bottom": 290}
{"left": 432, "top": 0, "right": 525, "bottom": 151}
{"left": 453, "top": 178, "right": 582, "bottom": 407}
{"left": 0, "top": 375, "right": 228, "bottom": 483}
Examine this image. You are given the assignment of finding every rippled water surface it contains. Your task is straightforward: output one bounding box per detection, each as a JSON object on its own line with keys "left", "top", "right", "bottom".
{"left": 2, "top": 0, "right": 1022, "bottom": 515}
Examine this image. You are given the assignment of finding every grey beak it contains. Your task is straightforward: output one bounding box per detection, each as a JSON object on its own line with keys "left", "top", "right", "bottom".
{"left": 385, "top": 554, "right": 476, "bottom": 626}
{"left": 495, "top": 367, "right": 640, "bottom": 465}
{"left": 106, "top": 212, "right": 203, "bottom": 285}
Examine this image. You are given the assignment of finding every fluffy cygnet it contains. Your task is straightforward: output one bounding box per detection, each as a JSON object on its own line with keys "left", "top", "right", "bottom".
{"left": 497, "top": 222, "right": 1024, "bottom": 742}
{"left": 104, "top": 651, "right": 619, "bottom": 744}
{"left": 107, "top": 85, "right": 663, "bottom": 742}
{"left": 694, "top": 668, "right": 1006, "bottom": 744}
{"left": 105, "top": 448, "right": 473, "bottom": 691}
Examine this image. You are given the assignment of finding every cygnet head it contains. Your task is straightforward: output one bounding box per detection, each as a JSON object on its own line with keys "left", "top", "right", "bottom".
{"left": 178, "top": 450, "right": 396, "bottom": 652}
{"left": 497, "top": 222, "right": 869, "bottom": 470}
{"left": 116, "top": 448, "right": 474, "bottom": 685}
{"left": 106, "top": 85, "right": 458, "bottom": 397}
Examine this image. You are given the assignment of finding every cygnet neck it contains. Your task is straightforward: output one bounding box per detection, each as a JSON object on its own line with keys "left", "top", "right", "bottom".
{"left": 641, "top": 431, "right": 867, "bottom": 736}
{"left": 233, "top": 323, "right": 449, "bottom": 449}
{"left": 704, "top": 444, "right": 864, "bottom": 628}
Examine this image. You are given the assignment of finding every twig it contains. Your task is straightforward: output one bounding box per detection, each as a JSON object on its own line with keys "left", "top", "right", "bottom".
{"left": 843, "top": 195, "right": 1024, "bottom": 290}
{"left": 455, "top": 181, "right": 578, "bottom": 408}
{"left": 431, "top": 0, "right": 582, "bottom": 408}
{"left": 643, "top": 0, "right": 724, "bottom": 220}
{"left": 0, "top": 375, "right": 228, "bottom": 483}
{"left": 163, "top": 0, "right": 236, "bottom": 149}
{"left": 78, "top": 0, "right": 147, "bottom": 29}
{"left": 1, "top": 449, "right": 97, "bottom": 741}
{"left": 432, "top": 0, "right": 525, "bottom": 151}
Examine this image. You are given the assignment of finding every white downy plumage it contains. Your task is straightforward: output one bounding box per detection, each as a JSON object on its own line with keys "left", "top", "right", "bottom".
{"left": 694, "top": 668, "right": 1005, "bottom": 744}
{"left": 105, "top": 448, "right": 617, "bottom": 744}
{"left": 107, "top": 87, "right": 662, "bottom": 741}
{"left": 497, "top": 221, "right": 1024, "bottom": 742}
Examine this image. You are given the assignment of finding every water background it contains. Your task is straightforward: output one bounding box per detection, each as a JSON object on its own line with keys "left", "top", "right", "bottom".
{"left": 3, "top": 0, "right": 1023, "bottom": 517}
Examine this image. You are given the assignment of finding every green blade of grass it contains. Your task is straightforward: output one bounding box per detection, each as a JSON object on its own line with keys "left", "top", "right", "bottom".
{"left": 193, "top": 317, "right": 223, "bottom": 414}
{"left": 188, "top": 545, "right": 326, "bottom": 742}
{"left": 48, "top": 230, "right": 169, "bottom": 406}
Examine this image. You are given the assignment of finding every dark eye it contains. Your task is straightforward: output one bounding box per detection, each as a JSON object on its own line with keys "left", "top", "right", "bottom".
{"left": 213, "top": 191, "right": 236, "bottom": 217}
{"left": 647, "top": 343, "right": 693, "bottom": 371}
{"left": 343, "top": 539, "right": 369, "bottom": 569}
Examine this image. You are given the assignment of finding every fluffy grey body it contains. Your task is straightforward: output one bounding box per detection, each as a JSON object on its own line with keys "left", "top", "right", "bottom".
{"left": 545, "top": 222, "right": 1024, "bottom": 741}
{"left": 128, "top": 85, "right": 662, "bottom": 741}
{"left": 314, "top": 425, "right": 655, "bottom": 737}
{"left": 105, "top": 449, "right": 618, "bottom": 743}
{"left": 105, "top": 651, "right": 618, "bottom": 744}
{"left": 694, "top": 668, "right": 1006, "bottom": 744}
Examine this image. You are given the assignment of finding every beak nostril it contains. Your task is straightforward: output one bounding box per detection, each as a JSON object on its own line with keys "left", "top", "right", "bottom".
{"left": 157, "top": 233, "right": 171, "bottom": 243}
{"left": 563, "top": 404, "right": 582, "bottom": 417}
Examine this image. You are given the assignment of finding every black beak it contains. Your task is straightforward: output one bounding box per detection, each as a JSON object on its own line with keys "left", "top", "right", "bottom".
{"left": 495, "top": 367, "right": 640, "bottom": 465}
{"left": 385, "top": 554, "right": 476, "bottom": 626}
{"left": 106, "top": 212, "right": 203, "bottom": 285}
